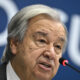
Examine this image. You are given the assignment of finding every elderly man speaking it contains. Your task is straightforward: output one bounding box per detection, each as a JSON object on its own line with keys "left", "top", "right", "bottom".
{"left": 0, "top": 4, "right": 67, "bottom": 80}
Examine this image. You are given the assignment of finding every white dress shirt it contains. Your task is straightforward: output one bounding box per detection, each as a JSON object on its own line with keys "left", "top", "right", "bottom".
{"left": 6, "top": 61, "right": 20, "bottom": 80}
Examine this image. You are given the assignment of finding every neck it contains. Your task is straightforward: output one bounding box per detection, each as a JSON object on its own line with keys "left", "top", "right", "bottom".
{"left": 10, "top": 60, "right": 37, "bottom": 80}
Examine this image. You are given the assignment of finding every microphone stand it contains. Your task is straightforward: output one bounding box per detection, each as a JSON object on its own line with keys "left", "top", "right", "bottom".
{"left": 59, "top": 57, "right": 80, "bottom": 74}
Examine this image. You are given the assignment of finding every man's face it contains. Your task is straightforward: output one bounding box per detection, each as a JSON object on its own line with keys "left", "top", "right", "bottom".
{"left": 14, "top": 19, "right": 66, "bottom": 80}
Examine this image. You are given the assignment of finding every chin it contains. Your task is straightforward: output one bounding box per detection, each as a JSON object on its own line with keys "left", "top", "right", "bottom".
{"left": 32, "top": 64, "right": 56, "bottom": 80}
{"left": 36, "top": 75, "right": 52, "bottom": 80}
{"left": 33, "top": 71, "right": 53, "bottom": 80}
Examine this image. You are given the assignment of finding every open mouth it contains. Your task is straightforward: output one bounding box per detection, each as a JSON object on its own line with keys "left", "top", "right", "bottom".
{"left": 38, "top": 62, "right": 52, "bottom": 71}
{"left": 40, "top": 62, "right": 51, "bottom": 68}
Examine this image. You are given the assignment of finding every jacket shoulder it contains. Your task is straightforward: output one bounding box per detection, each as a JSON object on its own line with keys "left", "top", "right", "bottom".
{"left": 0, "top": 63, "right": 7, "bottom": 80}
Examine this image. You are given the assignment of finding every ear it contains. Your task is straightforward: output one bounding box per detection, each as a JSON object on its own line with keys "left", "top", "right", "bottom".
{"left": 10, "top": 38, "right": 18, "bottom": 55}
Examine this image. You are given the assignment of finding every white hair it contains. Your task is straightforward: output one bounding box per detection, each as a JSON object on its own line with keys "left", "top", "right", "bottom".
{"left": 1, "top": 4, "right": 67, "bottom": 63}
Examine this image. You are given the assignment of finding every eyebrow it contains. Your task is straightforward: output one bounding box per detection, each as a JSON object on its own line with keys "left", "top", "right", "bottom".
{"left": 32, "top": 31, "right": 66, "bottom": 42}
{"left": 58, "top": 37, "right": 66, "bottom": 42}
{"left": 33, "top": 31, "right": 48, "bottom": 37}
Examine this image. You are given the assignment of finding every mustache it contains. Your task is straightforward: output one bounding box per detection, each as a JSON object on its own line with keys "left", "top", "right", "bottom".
{"left": 37, "top": 56, "right": 55, "bottom": 66}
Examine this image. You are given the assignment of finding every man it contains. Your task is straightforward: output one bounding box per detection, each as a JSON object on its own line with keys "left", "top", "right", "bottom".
{"left": 0, "top": 4, "right": 67, "bottom": 80}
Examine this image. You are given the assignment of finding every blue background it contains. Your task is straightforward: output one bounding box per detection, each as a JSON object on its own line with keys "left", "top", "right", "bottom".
{"left": 0, "top": 0, "right": 80, "bottom": 80}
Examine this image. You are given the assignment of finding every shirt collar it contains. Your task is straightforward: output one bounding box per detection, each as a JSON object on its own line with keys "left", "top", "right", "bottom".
{"left": 6, "top": 61, "right": 20, "bottom": 80}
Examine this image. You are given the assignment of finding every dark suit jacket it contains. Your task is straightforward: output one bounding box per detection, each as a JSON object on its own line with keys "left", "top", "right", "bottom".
{"left": 0, "top": 63, "right": 7, "bottom": 80}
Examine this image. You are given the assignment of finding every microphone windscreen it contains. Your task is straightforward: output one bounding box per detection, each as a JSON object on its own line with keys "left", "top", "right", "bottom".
{"left": 59, "top": 57, "right": 68, "bottom": 66}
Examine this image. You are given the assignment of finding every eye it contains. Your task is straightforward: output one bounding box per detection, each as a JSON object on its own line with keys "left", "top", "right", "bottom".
{"left": 38, "top": 39, "right": 46, "bottom": 43}
{"left": 55, "top": 45, "right": 61, "bottom": 49}
{"left": 36, "top": 39, "right": 47, "bottom": 47}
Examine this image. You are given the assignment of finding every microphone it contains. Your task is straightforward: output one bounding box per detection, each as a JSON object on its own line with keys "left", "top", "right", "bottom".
{"left": 59, "top": 57, "right": 80, "bottom": 74}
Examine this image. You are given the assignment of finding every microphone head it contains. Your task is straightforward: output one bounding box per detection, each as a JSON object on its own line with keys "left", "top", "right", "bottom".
{"left": 59, "top": 57, "right": 68, "bottom": 66}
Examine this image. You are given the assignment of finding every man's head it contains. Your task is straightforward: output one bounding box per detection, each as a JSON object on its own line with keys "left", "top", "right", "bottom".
{"left": 2, "top": 4, "right": 67, "bottom": 80}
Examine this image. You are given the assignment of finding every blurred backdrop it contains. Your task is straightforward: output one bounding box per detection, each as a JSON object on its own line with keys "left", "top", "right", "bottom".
{"left": 0, "top": 0, "right": 80, "bottom": 80}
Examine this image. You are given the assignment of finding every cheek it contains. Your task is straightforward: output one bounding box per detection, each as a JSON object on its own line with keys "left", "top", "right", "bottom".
{"left": 55, "top": 58, "right": 60, "bottom": 68}
{"left": 53, "top": 54, "right": 62, "bottom": 73}
{"left": 25, "top": 40, "right": 45, "bottom": 58}
{"left": 56, "top": 54, "right": 62, "bottom": 66}
{"left": 23, "top": 42, "right": 45, "bottom": 65}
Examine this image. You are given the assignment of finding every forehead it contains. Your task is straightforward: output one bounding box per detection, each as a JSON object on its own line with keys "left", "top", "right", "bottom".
{"left": 27, "top": 19, "right": 66, "bottom": 38}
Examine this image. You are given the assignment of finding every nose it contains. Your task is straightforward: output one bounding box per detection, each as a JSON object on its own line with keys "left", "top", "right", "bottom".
{"left": 43, "top": 44, "right": 55, "bottom": 60}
